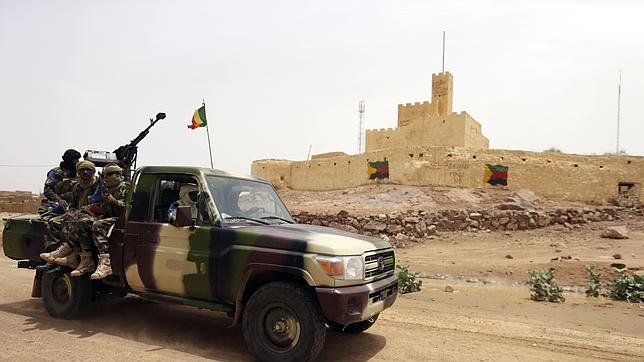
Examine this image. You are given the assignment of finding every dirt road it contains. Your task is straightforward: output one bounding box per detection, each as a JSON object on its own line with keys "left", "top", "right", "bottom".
{"left": 1, "top": 236, "right": 642, "bottom": 361}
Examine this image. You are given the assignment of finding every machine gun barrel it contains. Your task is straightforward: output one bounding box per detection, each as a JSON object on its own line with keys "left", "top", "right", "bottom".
{"left": 113, "top": 112, "right": 166, "bottom": 179}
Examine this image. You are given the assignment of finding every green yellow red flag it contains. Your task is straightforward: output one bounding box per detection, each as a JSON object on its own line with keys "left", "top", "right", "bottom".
{"left": 188, "top": 105, "right": 207, "bottom": 129}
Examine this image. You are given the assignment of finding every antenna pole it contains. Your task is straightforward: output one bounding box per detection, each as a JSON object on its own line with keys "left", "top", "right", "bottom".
{"left": 307, "top": 144, "right": 312, "bottom": 160}
{"left": 442, "top": 31, "right": 446, "bottom": 73}
{"left": 358, "top": 100, "right": 365, "bottom": 153}
{"left": 616, "top": 71, "right": 622, "bottom": 154}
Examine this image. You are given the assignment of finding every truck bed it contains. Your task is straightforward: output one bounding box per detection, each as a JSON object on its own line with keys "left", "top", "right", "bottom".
{"left": 2, "top": 214, "right": 47, "bottom": 262}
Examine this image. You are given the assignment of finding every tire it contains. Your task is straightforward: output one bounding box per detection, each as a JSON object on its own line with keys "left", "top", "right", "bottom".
{"left": 327, "top": 313, "right": 379, "bottom": 334}
{"left": 243, "top": 281, "right": 326, "bottom": 362}
{"left": 41, "top": 269, "right": 93, "bottom": 319}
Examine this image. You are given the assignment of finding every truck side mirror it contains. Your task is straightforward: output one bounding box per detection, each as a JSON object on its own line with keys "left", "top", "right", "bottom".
{"left": 171, "top": 205, "right": 193, "bottom": 227}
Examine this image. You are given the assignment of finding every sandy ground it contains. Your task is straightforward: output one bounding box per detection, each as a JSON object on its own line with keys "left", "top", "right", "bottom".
{"left": 1, "top": 193, "right": 644, "bottom": 361}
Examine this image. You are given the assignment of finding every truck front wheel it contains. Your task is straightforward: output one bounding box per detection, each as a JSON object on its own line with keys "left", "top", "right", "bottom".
{"left": 243, "top": 281, "right": 326, "bottom": 361}
{"left": 41, "top": 268, "right": 93, "bottom": 319}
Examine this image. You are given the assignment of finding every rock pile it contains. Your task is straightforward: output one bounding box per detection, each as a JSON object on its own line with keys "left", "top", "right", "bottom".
{"left": 292, "top": 204, "right": 637, "bottom": 248}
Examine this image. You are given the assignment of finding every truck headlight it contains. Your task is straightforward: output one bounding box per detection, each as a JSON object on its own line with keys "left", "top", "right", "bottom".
{"left": 315, "top": 255, "right": 364, "bottom": 280}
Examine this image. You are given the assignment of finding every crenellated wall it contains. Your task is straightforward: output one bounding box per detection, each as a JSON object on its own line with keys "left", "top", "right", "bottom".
{"left": 366, "top": 111, "right": 489, "bottom": 151}
{"left": 366, "top": 71, "right": 488, "bottom": 152}
{"left": 252, "top": 147, "right": 644, "bottom": 204}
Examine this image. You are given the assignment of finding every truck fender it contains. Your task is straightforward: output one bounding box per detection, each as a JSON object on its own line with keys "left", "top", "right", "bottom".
{"left": 230, "top": 263, "right": 315, "bottom": 327}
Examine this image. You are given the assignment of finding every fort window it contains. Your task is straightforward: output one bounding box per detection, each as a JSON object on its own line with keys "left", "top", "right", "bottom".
{"left": 386, "top": 136, "right": 390, "bottom": 140}
{"left": 442, "top": 120, "right": 446, "bottom": 124}
{"left": 333, "top": 162, "right": 337, "bottom": 166}
{"left": 419, "top": 153, "right": 424, "bottom": 157}
{"left": 472, "top": 155, "right": 477, "bottom": 159}
{"left": 279, "top": 176, "right": 285, "bottom": 181}
{"left": 447, "top": 154, "right": 452, "bottom": 158}
{"left": 499, "top": 156, "right": 504, "bottom": 161}
{"left": 599, "top": 165, "right": 604, "bottom": 169}
{"left": 521, "top": 158, "right": 526, "bottom": 162}
{"left": 627, "top": 160, "right": 632, "bottom": 164}
{"left": 262, "top": 166, "right": 265, "bottom": 169}
{"left": 573, "top": 164, "right": 578, "bottom": 167}
{"left": 547, "top": 160, "right": 552, "bottom": 163}
{"left": 348, "top": 160, "right": 351, "bottom": 164}
{"left": 409, "top": 154, "right": 414, "bottom": 158}
{"left": 618, "top": 182, "right": 636, "bottom": 195}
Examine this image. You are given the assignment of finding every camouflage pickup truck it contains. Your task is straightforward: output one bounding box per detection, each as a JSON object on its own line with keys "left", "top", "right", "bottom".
{"left": 3, "top": 166, "right": 398, "bottom": 361}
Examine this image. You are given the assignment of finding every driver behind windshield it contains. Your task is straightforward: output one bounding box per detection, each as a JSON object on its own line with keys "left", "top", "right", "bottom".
{"left": 168, "top": 184, "right": 199, "bottom": 222}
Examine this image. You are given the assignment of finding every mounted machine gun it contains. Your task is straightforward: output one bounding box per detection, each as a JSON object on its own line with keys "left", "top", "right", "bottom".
{"left": 84, "top": 112, "right": 166, "bottom": 180}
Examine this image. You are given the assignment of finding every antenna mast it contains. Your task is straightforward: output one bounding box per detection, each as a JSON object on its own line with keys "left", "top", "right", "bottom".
{"left": 357, "top": 100, "right": 365, "bottom": 153}
{"left": 616, "top": 70, "right": 622, "bottom": 154}
{"left": 442, "top": 30, "right": 446, "bottom": 73}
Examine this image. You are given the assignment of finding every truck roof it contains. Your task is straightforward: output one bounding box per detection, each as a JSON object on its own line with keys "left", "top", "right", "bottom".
{"left": 136, "top": 166, "right": 270, "bottom": 184}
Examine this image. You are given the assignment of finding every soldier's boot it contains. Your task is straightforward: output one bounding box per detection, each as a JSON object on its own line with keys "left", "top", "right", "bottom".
{"left": 91, "top": 253, "right": 112, "bottom": 280}
{"left": 52, "top": 248, "right": 80, "bottom": 268}
{"left": 70, "top": 251, "right": 95, "bottom": 277}
{"left": 39, "top": 242, "right": 73, "bottom": 263}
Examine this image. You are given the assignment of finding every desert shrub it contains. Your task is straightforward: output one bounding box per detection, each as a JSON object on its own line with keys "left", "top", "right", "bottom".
{"left": 585, "top": 265, "right": 601, "bottom": 298}
{"left": 609, "top": 269, "right": 644, "bottom": 303}
{"left": 543, "top": 147, "right": 562, "bottom": 153}
{"left": 397, "top": 265, "right": 423, "bottom": 294}
{"left": 526, "top": 268, "right": 565, "bottom": 303}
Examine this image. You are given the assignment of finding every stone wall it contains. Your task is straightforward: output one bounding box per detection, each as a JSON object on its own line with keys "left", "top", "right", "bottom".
{"left": 0, "top": 191, "right": 41, "bottom": 213}
{"left": 292, "top": 205, "right": 641, "bottom": 248}
{"left": 252, "top": 146, "right": 644, "bottom": 204}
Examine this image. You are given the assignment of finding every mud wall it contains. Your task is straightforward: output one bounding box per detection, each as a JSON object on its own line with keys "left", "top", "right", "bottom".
{"left": 251, "top": 147, "right": 644, "bottom": 204}
{"left": 0, "top": 191, "right": 40, "bottom": 213}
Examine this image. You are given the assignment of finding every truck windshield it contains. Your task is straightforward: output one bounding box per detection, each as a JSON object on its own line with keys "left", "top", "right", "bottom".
{"left": 206, "top": 176, "right": 294, "bottom": 225}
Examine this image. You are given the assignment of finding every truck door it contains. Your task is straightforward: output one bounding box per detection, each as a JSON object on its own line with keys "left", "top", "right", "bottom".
{"left": 124, "top": 173, "right": 216, "bottom": 301}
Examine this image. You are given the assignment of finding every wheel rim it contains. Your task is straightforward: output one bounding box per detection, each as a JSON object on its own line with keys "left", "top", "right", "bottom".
{"left": 258, "top": 302, "right": 301, "bottom": 353}
{"left": 52, "top": 274, "right": 72, "bottom": 304}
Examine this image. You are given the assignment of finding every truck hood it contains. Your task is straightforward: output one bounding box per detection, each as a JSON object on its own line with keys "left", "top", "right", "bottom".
{"left": 229, "top": 223, "right": 391, "bottom": 255}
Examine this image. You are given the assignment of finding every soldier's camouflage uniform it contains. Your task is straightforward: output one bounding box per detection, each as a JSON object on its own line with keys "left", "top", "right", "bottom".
{"left": 76, "top": 180, "right": 129, "bottom": 253}
{"left": 65, "top": 172, "right": 100, "bottom": 252}
{"left": 42, "top": 166, "right": 77, "bottom": 249}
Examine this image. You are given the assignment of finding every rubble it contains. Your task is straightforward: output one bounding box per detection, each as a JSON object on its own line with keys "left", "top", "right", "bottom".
{"left": 291, "top": 205, "right": 634, "bottom": 248}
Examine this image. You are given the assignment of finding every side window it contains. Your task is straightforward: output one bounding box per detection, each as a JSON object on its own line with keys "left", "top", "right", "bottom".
{"left": 128, "top": 173, "right": 156, "bottom": 222}
{"left": 152, "top": 175, "right": 203, "bottom": 224}
{"left": 154, "top": 180, "right": 182, "bottom": 223}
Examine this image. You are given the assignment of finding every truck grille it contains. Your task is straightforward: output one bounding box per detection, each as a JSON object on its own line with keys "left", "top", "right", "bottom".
{"left": 364, "top": 250, "right": 395, "bottom": 281}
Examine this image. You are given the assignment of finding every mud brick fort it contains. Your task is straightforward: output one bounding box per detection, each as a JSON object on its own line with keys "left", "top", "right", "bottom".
{"left": 252, "top": 71, "right": 643, "bottom": 205}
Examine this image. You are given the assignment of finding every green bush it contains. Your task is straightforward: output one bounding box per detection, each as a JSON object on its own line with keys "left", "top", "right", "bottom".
{"left": 609, "top": 269, "right": 644, "bottom": 303}
{"left": 585, "top": 265, "right": 601, "bottom": 298}
{"left": 526, "top": 268, "right": 565, "bottom": 303}
{"left": 397, "top": 265, "right": 423, "bottom": 294}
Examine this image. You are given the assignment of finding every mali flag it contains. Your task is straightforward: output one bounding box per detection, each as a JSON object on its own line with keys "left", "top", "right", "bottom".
{"left": 188, "top": 105, "right": 207, "bottom": 129}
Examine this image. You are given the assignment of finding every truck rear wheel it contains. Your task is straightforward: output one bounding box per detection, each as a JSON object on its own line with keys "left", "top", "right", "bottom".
{"left": 243, "top": 281, "right": 326, "bottom": 361}
{"left": 328, "top": 313, "right": 379, "bottom": 334}
{"left": 41, "top": 268, "right": 93, "bottom": 319}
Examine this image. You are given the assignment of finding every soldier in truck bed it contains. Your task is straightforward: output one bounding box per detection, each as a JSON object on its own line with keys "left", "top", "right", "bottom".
{"left": 80, "top": 163, "right": 129, "bottom": 279}
{"left": 41, "top": 149, "right": 81, "bottom": 249}
{"left": 40, "top": 160, "right": 100, "bottom": 274}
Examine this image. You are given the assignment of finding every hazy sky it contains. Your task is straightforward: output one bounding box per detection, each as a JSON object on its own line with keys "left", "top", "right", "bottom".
{"left": 1, "top": 0, "right": 642, "bottom": 192}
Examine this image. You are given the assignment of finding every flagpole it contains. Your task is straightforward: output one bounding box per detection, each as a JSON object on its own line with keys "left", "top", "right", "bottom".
{"left": 203, "top": 99, "right": 214, "bottom": 169}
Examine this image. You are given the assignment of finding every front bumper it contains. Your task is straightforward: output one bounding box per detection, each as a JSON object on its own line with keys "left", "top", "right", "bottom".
{"left": 315, "top": 274, "right": 398, "bottom": 325}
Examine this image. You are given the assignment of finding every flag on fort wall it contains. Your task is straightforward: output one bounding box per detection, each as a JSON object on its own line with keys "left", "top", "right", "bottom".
{"left": 188, "top": 105, "right": 207, "bottom": 129}
{"left": 368, "top": 160, "right": 389, "bottom": 180}
{"left": 483, "top": 164, "right": 508, "bottom": 186}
